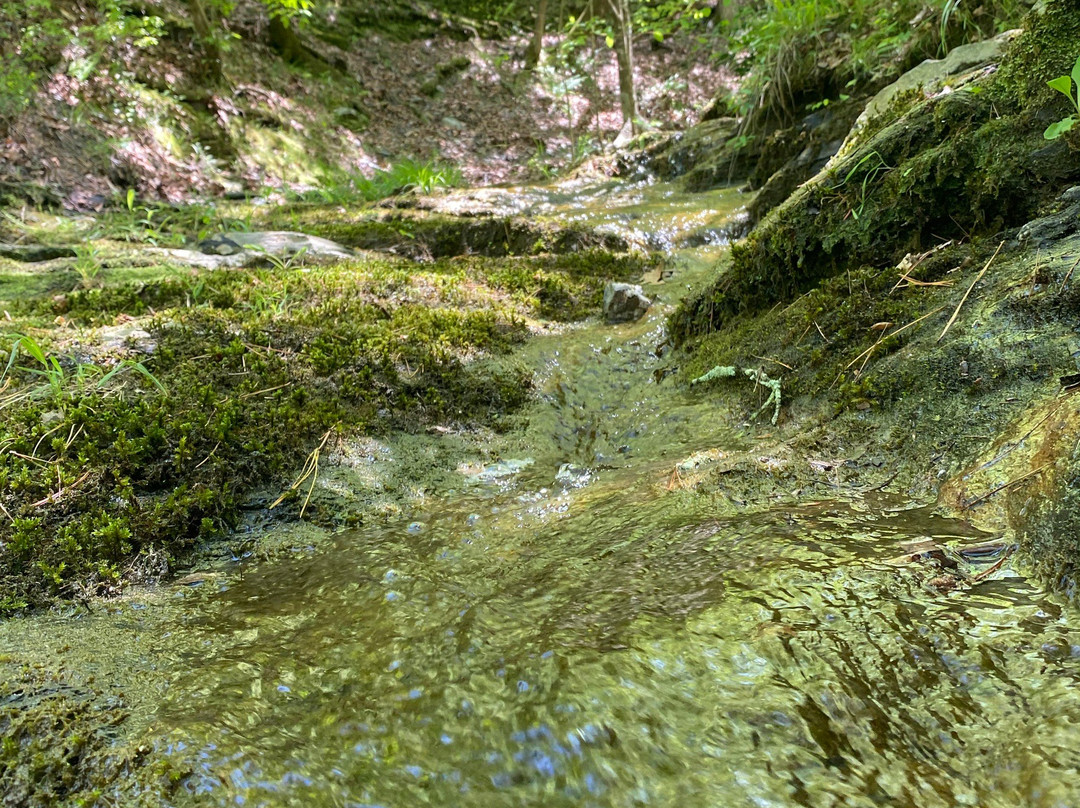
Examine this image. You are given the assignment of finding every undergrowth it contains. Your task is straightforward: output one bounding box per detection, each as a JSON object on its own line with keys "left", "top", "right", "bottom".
{"left": 727, "top": 0, "right": 1029, "bottom": 135}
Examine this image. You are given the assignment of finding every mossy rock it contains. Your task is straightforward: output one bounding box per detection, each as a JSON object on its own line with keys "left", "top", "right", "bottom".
{"left": 671, "top": 8, "right": 1080, "bottom": 345}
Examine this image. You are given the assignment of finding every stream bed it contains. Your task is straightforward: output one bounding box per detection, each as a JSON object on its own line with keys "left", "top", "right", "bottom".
{"left": 4, "top": 181, "right": 1080, "bottom": 807}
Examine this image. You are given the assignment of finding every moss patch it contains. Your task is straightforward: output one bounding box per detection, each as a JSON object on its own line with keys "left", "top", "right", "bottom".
{"left": 0, "top": 218, "right": 652, "bottom": 613}
{"left": 254, "top": 204, "right": 631, "bottom": 260}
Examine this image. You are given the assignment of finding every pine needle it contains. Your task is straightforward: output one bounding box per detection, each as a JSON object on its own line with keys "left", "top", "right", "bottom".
{"left": 937, "top": 241, "right": 1004, "bottom": 343}
{"left": 270, "top": 428, "right": 334, "bottom": 518}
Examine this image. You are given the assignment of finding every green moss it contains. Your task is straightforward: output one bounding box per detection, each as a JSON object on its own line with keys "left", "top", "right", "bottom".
{"left": 0, "top": 212, "right": 651, "bottom": 611}
{"left": 254, "top": 205, "right": 630, "bottom": 260}
{"left": 673, "top": 34, "right": 1080, "bottom": 344}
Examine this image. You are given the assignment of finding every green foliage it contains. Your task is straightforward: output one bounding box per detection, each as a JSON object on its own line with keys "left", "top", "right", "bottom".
{"left": 294, "top": 159, "right": 463, "bottom": 205}
{"left": 831, "top": 149, "right": 892, "bottom": 220}
{"left": 0, "top": 334, "right": 165, "bottom": 408}
{"left": 263, "top": 0, "right": 314, "bottom": 22}
{"left": 632, "top": 0, "right": 713, "bottom": 42}
{"left": 1044, "top": 55, "right": 1080, "bottom": 140}
{"left": 728, "top": 0, "right": 1027, "bottom": 133}
{"left": 0, "top": 0, "right": 164, "bottom": 129}
{"left": 72, "top": 244, "right": 102, "bottom": 289}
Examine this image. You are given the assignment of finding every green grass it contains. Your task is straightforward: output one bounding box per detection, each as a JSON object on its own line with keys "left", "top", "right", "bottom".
{"left": 289, "top": 158, "right": 465, "bottom": 205}
{"left": 728, "top": 0, "right": 1028, "bottom": 133}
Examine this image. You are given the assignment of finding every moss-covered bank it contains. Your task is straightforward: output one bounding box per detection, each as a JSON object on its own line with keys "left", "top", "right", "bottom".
{"left": 0, "top": 212, "right": 653, "bottom": 614}
{"left": 672, "top": 5, "right": 1080, "bottom": 341}
{"left": 665, "top": 2, "right": 1080, "bottom": 589}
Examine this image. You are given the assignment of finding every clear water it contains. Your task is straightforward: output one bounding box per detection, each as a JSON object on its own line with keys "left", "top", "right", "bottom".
{"left": 4, "top": 180, "right": 1080, "bottom": 808}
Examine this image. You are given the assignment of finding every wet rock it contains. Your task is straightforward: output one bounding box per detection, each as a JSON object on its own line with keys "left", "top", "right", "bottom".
{"left": 166, "top": 231, "right": 354, "bottom": 269}
{"left": 603, "top": 282, "right": 651, "bottom": 323}
{"left": 1017, "top": 201, "right": 1080, "bottom": 248}
{"left": 40, "top": 410, "right": 64, "bottom": 426}
{"left": 555, "top": 463, "right": 591, "bottom": 487}
{"left": 459, "top": 458, "right": 534, "bottom": 484}
{"left": 199, "top": 231, "right": 353, "bottom": 261}
{"left": 198, "top": 234, "right": 243, "bottom": 255}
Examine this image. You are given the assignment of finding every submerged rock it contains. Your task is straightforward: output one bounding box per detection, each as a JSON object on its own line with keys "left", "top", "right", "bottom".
{"left": 603, "top": 282, "right": 651, "bottom": 323}
{"left": 459, "top": 458, "right": 534, "bottom": 484}
{"left": 555, "top": 463, "right": 591, "bottom": 488}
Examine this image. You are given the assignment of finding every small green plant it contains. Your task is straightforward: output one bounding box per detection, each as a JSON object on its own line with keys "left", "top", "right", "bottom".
{"left": 0, "top": 334, "right": 165, "bottom": 408}
{"left": 72, "top": 244, "right": 102, "bottom": 289}
{"left": 832, "top": 150, "right": 892, "bottom": 220}
{"left": 294, "top": 159, "right": 462, "bottom": 205}
{"left": 940, "top": 0, "right": 961, "bottom": 53}
{"left": 1044, "top": 55, "right": 1080, "bottom": 140}
{"left": 807, "top": 94, "right": 850, "bottom": 111}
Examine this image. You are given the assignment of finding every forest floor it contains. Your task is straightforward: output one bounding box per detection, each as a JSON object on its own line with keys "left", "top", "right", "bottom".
{"left": 0, "top": 2, "right": 733, "bottom": 207}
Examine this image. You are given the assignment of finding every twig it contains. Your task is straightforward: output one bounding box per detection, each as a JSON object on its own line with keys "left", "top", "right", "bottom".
{"left": 814, "top": 321, "right": 831, "bottom": 344}
{"left": 29, "top": 470, "right": 91, "bottom": 508}
{"left": 893, "top": 272, "right": 954, "bottom": 291}
{"left": 835, "top": 306, "right": 946, "bottom": 384}
{"left": 6, "top": 450, "right": 53, "bottom": 466}
{"left": 970, "top": 551, "right": 1014, "bottom": 582}
{"left": 239, "top": 382, "right": 291, "bottom": 400}
{"left": 0, "top": 499, "right": 13, "bottom": 523}
{"left": 962, "top": 462, "right": 1050, "bottom": 510}
{"left": 194, "top": 442, "right": 221, "bottom": 470}
{"left": 937, "top": 241, "right": 1004, "bottom": 343}
{"left": 270, "top": 428, "right": 334, "bottom": 519}
{"left": 751, "top": 355, "right": 794, "bottom": 370}
{"left": 863, "top": 470, "right": 901, "bottom": 492}
{"left": 63, "top": 423, "right": 84, "bottom": 452}
{"left": 1060, "top": 254, "right": 1080, "bottom": 293}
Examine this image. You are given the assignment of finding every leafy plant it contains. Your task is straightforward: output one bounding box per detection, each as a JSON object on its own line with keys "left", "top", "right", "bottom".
{"left": 72, "top": 244, "right": 102, "bottom": 289}
{"left": 294, "top": 158, "right": 463, "bottom": 205}
{"left": 1044, "top": 55, "right": 1080, "bottom": 140}
{"left": 832, "top": 150, "right": 892, "bottom": 221}
{"left": 940, "top": 0, "right": 961, "bottom": 54}
{"left": 0, "top": 334, "right": 165, "bottom": 408}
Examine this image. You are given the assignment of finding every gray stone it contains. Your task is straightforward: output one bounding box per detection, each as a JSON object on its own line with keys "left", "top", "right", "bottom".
{"left": 98, "top": 323, "right": 156, "bottom": 354}
{"left": 603, "top": 282, "right": 651, "bottom": 323}
{"left": 198, "top": 234, "right": 242, "bottom": 255}
{"left": 1059, "top": 186, "right": 1080, "bottom": 203}
{"left": 161, "top": 231, "right": 354, "bottom": 269}
{"left": 1017, "top": 202, "right": 1080, "bottom": 248}
{"left": 829, "top": 30, "right": 1020, "bottom": 169}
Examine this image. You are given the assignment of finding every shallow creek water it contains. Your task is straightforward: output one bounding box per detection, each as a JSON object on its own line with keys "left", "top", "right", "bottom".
{"left": 6, "top": 181, "right": 1080, "bottom": 807}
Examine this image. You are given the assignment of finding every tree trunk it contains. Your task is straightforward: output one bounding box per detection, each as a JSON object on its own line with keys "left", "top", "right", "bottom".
{"left": 602, "top": 0, "right": 638, "bottom": 132}
{"left": 269, "top": 15, "right": 306, "bottom": 63}
{"left": 187, "top": 0, "right": 223, "bottom": 84}
{"left": 524, "top": 0, "right": 548, "bottom": 69}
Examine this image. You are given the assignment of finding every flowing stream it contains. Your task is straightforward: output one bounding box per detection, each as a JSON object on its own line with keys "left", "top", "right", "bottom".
{"left": 5, "top": 180, "right": 1080, "bottom": 807}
